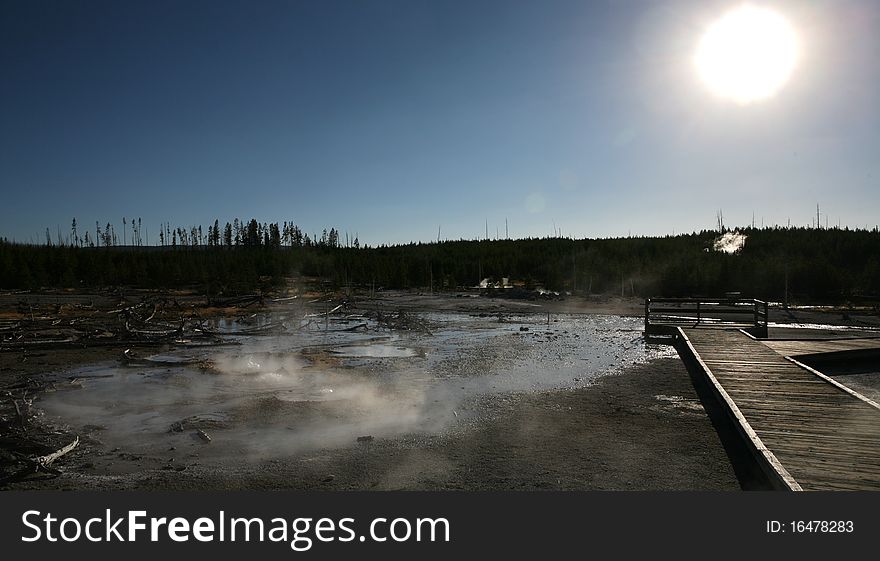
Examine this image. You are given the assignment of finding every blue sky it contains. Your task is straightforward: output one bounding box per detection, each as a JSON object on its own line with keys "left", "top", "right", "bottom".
{"left": 2, "top": 0, "right": 878, "bottom": 245}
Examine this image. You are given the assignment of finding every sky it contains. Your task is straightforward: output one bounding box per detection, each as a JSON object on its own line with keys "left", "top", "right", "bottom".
{"left": 1, "top": 0, "right": 879, "bottom": 245}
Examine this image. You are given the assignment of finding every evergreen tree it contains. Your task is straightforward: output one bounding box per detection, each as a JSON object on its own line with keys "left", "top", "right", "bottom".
{"left": 224, "top": 222, "right": 233, "bottom": 247}
{"left": 269, "top": 223, "right": 281, "bottom": 248}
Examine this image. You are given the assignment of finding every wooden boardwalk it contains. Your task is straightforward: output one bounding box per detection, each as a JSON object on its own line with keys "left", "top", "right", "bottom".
{"left": 677, "top": 328, "right": 880, "bottom": 491}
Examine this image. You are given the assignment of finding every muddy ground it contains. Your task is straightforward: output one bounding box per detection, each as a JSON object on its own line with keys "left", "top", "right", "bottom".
{"left": 1, "top": 289, "right": 877, "bottom": 491}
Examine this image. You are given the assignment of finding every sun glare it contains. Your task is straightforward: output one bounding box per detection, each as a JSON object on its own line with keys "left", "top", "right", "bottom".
{"left": 695, "top": 4, "right": 799, "bottom": 104}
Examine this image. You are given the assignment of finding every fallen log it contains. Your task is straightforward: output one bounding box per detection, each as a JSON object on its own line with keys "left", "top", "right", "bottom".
{"left": 143, "top": 303, "right": 159, "bottom": 323}
{"left": 219, "top": 322, "right": 287, "bottom": 335}
{"left": 123, "top": 349, "right": 212, "bottom": 368}
{"left": 0, "top": 337, "right": 78, "bottom": 347}
{"left": 36, "top": 436, "right": 79, "bottom": 468}
{"left": 303, "top": 304, "right": 344, "bottom": 318}
{"left": 210, "top": 295, "right": 264, "bottom": 307}
{"left": 123, "top": 320, "right": 184, "bottom": 340}
{"left": 13, "top": 399, "right": 25, "bottom": 427}
{"left": 107, "top": 301, "right": 149, "bottom": 315}
{"left": 66, "top": 373, "right": 114, "bottom": 381}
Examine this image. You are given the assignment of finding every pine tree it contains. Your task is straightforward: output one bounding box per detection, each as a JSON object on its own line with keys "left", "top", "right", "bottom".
{"left": 224, "top": 222, "right": 233, "bottom": 247}
{"left": 246, "top": 219, "right": 260, "bottom": 246}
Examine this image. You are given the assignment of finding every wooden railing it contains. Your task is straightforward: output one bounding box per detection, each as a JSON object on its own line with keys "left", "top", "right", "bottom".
{"left": 645, "top": 297, "right": 768, "bottom": 337}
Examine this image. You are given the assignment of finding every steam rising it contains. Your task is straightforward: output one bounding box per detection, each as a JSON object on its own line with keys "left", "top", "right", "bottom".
{"left": 38, "top": 313, "right": 672, "bottom": 466}
{"left": 713, "top": 231, "right": 746, "bottom": 254}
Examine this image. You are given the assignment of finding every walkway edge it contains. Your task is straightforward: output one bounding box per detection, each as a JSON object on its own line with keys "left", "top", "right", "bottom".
{"left": 785, "top": 357, "right": 880, "bottom": 412}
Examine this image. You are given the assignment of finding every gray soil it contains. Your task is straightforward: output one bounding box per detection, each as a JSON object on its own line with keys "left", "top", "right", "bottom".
{"left": 3, "top": 354, "right": 739, "bottom": 491}
{"left": 5, "top": 289, "right": 875, "bottom": 491}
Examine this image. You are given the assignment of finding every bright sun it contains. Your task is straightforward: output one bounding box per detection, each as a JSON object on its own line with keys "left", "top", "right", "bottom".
{"left": 695, "top": 4, "right": 799, "bottom": 104}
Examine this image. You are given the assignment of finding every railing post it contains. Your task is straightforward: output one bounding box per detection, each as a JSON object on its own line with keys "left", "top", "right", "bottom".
{"left": 696, "top": 301, "right": 701, "bottom": 325}
{"left": 645, "top": 298, "right": 650, "bottom": 334}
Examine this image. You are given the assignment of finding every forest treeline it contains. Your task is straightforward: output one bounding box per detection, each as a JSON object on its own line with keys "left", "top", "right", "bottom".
{"left": 1, "top": 221, "right": 879, "bottom": 303}
{"left": 60, "top": 217, "right": 351, "bottom": 249}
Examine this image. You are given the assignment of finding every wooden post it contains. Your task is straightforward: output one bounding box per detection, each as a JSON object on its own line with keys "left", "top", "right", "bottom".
{"left": 784, "top": 265, "right": 789, "bottom": 309}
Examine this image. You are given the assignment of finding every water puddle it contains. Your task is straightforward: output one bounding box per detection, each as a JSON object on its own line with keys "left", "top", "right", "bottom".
{"left": 331, "top": 344, "right": 420, "bottom": 358}
{"left": 769, "top": 322, "right": 878, "bottom": 331}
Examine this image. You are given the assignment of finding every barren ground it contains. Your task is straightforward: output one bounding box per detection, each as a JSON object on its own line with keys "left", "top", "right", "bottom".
{"left": 2, "top": 289, "right": 877, "bottom": 491}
